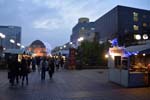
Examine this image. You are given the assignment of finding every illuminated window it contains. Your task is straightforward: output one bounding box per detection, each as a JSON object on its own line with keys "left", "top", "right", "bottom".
{"left": 143, "top": 23, "right": 147, "bottom": 27}
{"left": 133, "top": 12, "right": 138, "bottom": 22}
{"left": 81, "top": 27, "right": 85, "bottom": 30}
{"left": 91, "top": 28, "right": 95, "bottom": 30}
{"left": 143, "top": 34, "right": 148, "bottom": 40}
{"left": 133, "top": 25, "right": 139, "bottom": 31}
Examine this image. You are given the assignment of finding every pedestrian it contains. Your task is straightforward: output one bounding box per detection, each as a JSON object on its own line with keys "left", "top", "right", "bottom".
{"left": 60, "top": 57, "right": 64, "bottom": 69}
{"left": 48, "top": 57, "right": 55, "bottom": 79}
{"left": 36, "top": 57, "right": 41, "bottom": 72}
{"left": 31, "top": 57, "right": 36, "bottom": 72}
{"left": 40, "top": 57, "right": 48, "bottom": 80}
{"left": 55, "top": 58, "right": 59, "bottom": 71}
{"left": 21, "top": 57, "right": 29, "bottom": 86}
{"left": 8, "top": 55, "right": 20, "bottom": 86}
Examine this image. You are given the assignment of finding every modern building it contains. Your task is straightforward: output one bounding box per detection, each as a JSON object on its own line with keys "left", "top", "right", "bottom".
{"left": 28, "top": 40, "right": 51, "bottom": 57}
{"left": 95, "top": 5, "right": 150, "bottom": 46}
{"left": 70, "top": 17, "right": 96, "bottom": 47}
{"left": 0, "top": 26, "right": 21, "bottom": 49}
{"left": 51, "top": 42, "right": 72, "bottom": 57}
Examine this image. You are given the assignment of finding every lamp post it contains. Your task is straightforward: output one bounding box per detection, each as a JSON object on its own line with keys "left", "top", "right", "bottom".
{"left": 17, "top": 43, "right": 21, "bottom": 49}
{"left": 0, "top": 33, "right": 5, "bottom": 56}
{"left": 10, "top": 39, "right": 15, "bottom": 49}
{"left": 77, "top": 37, "right": 84, "bottom": 46}
{"left": 21, "top": 45, "right": 25, "bottom": 48}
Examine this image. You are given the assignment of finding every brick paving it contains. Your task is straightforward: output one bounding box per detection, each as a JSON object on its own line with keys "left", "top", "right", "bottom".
{"left": 0, "top": 69, "right": 150, "bottom": 100}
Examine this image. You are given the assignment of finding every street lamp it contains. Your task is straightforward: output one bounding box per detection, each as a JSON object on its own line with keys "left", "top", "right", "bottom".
{"left": 10, "top": 39, "right": 15, "bottom": 44}
{"left": 17, "top": 43, "right": 21, "bottom": 46}
{"left": 77, "top": 37, "right": 84, "bottom": 46}
{"left": 143, "top": 34, "right": 148, "bottom": 40}
{"left": 64, "top": 45, "right": 66, "bottom": 48}
{"left": 69, "top": 42, "right": 73, "bottom": 45}
{"left": 60, "top": 47, "right": 62, "bottom": 50}
{"left": 78, "top": 37, "right": 84, "bottom": 42}
{"left": 21, "top": 45, "right": 25, "bottom": 48}
{"left": 10, "top": 39, "right": 15, "bottom": 49}
{"left": 134, "top": 34, "right": 141, "bottom": 40}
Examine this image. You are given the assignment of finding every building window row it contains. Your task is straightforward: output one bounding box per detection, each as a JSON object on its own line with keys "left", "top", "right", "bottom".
{"left": 133, "top": 12, "right": 138, "bottom": 22}
{"left": 133, "top": 25, "right": 139, "bottom": 31}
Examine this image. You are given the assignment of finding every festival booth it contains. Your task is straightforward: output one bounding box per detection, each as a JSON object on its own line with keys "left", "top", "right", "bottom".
{"left": 4, "top": 48, "right": 32, "bottom": 62}
{"left": 108, "top": 43, "right": 150, "bottom": 87}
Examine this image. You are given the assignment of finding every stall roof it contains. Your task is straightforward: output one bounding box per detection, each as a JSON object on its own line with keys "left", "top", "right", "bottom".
{"left": 125, "top": 43, "right": 150, "bottom": 53}
{"left": 4, "top": 48, "right": 32, "bottom": 55}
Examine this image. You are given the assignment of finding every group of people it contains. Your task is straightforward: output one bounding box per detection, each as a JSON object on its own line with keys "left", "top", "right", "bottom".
{"left": 38, "top": 56, "right": 64, "bottom": 80}
{"left": 7, "top": 55, "right": 30, "bottom": 86}
{"left": 7, "top": 55, "right": 65, "bottom": 86}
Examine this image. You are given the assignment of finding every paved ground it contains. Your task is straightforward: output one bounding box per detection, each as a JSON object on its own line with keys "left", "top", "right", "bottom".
{"left": 0, "top": 69, "right": 150, "bottom": 100}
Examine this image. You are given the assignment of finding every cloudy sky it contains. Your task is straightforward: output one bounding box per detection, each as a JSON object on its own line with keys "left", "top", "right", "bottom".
{"left": 0, "top": 0, "right": 149, "bottom": 48}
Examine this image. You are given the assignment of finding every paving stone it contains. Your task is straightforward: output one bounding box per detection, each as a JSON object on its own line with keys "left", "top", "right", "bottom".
{"left": 0, "top": 69, "right": 150, "bottom": 100}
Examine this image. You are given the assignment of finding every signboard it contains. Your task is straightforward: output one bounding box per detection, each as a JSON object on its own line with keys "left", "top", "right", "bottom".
{"left": 109, "top": 47, "right": 124, "bottom": 55}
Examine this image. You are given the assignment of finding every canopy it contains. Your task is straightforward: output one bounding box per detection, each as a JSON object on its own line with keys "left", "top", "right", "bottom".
{"left": 4, "top": 48, "right": 32, "bottom": 55}
{"left": 125, "top": 43, "right": 150, "bottom": 53}
{"left": 125, "top": 41, "right": 150, "bottom": 55}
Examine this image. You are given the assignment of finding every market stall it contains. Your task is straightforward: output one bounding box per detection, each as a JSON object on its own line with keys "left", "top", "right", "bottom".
{"left": 4, "top": 48, "right": 32, "bottom": 62}
{"left": 108, "top": 44, "right": 150, "bottom": 87}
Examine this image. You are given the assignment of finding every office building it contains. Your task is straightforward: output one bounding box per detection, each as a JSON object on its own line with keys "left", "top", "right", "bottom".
{"left": 0, "top": 26, "right": 21, "bottom": 49}
{"left": 70, "top": 17, "right": 96, "bottom": 46}
{"left": 95, "top": 5, "right": 150, "bottom": 46}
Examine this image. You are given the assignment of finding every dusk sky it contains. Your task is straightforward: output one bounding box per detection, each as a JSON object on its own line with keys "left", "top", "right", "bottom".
{"left": 0, "top": 0, "right": 149, "bottom": 48}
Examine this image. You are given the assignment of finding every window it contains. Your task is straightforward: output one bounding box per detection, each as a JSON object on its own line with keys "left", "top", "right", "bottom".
{"left": 143, "top": 23, "right": 147, "bottom": 27}
{"left": 81, "top": 27, "right": 85, "bottom": 30}
{"left": 91, "top": 28, "right": 95, "bottom": 30}
{"left": 133, "top": 25, "right": 139, "bottom": 31}
{"left": 133, "top": 12, "right": 138, "bottom": 22}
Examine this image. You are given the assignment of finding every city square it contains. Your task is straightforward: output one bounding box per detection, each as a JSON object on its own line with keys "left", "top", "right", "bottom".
{"left": 0, "top": 1, "right": 150, "bottom": 100}
{"left": 0, "top": 69, "right": 150, "bottom": 100}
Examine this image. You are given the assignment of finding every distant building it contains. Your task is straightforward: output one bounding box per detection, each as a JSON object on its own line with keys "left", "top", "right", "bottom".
{"left": 0, "top": 26, "right": 21, "bottom": 49}
{"left": 28, "top": 40, "right": 51, "bottom": 57}
{"left": 70, "top": 17, "right": 96, "bottom": 47}
{"left": 95, "top": 5, "right": 150, "bottom": 46}
{"left": 51, "top": 42, "right": 72, "bottom": 57}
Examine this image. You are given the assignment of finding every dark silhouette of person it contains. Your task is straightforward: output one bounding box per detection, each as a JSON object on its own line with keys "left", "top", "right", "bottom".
{"left": 8, "top": 55, "right": 20, "bottom": 86}
{"left": 48, "top": 57, "right": 55, "bottom": 79}
{"left": 21, "top": 57, "right": 29, "bottom": 86}
{"left": 55, "top": 58, "right": 59, "bottom": 71}
{"left": 40, "top": 57, "right": 48, "bottom": 80}
{"left": 36, "top": 57, "right": 41, "bottom": 72}
{"left": 31, "top": 57, "right": 36, "bottom": 72}
{"left": 60, "top": 57, "right": 64, "bottom": 69}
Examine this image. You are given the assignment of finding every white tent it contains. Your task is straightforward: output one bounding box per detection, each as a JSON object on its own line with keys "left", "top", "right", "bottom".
{"left": 4, "top": 48, "right": 32, "bottom": 55}
{"left": 125, "top": 43, "right": 150, "bottom": 53}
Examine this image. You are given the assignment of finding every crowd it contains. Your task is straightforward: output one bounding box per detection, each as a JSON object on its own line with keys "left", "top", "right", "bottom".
{"left": 7, "top": 55, "right": 64, "bottom": 86}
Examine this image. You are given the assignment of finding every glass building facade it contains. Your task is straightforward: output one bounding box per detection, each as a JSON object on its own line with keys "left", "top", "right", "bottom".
{"left": 0, "top": 26, "right": 21, "bottom": 49}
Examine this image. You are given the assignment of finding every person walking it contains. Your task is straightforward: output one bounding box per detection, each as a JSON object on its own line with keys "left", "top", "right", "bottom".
{"left": 40, "top": 57, "right": 48, "bottom": 80}
{"left": 60, "top": 57, "right": 64, "bottom": 69}
{"left": 8, "top": 55, "right": 20, "bottom": 86}
{"left": 31, "top": 57, "right": 36, "bottom": 72}
{"left": 48, "top": 57, "right": 55, "bottom": 79}
{"left": 55, "top": 58, "right": 59, "bottom": 71}
{"left": 36, "top": 57, "right": 41, "bottom": 72}
{"left": 21, "top": 57, "right": 29, "bottom": 86}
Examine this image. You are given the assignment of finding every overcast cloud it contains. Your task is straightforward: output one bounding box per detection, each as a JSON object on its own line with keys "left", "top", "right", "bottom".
{"left": 0, "top": 0, "right": 149, "bottom": 48}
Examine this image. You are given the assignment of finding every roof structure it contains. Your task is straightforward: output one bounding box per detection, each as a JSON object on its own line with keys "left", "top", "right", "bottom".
{"left": 29, "top": 40, "right": 52, "bottom": 54}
